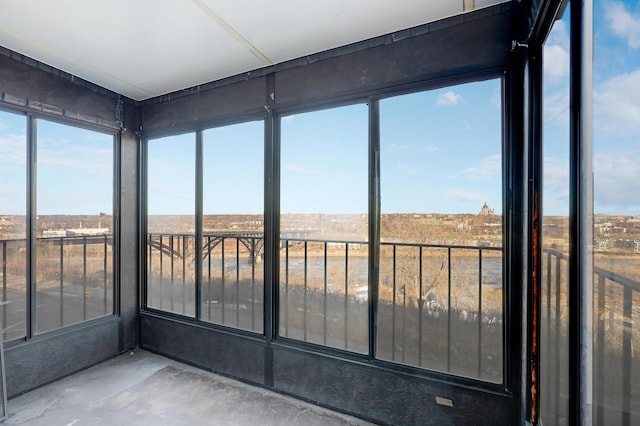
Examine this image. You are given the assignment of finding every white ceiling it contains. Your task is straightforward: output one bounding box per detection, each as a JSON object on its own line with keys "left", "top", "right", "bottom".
{"left": 0, "top": 0, "right": 507, "bottom": 101}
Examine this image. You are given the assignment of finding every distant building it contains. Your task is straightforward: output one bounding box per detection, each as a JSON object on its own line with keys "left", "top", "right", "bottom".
{"left": 43, "top": 230, "right": 67, "bottom": 237}
{"left": 66, "top": 227, "right": 110, "bottom": 236}
{"left": 479, "top": 202, "right": 495, "bottom": 216}
{"left": 44, "top": 228, "right": 109, "bottom": 237}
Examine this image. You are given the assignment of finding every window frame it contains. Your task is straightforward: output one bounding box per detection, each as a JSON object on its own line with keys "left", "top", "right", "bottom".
{"left": 0, "top": 105, "right": 120, "bottom": 344}
{"left": 141, "top": 115, "right": 268, "bottom": 337}
{"left": 140, "top": 72, "right": 512, "bottom": 393}
{"left": 269, "top": 75, "right": 509, "bottom": 390}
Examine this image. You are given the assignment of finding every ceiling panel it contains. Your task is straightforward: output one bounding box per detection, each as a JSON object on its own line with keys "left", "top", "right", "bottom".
{"left": 0, "top": 0, "right": 508, "bottom": 101}
{"left": 201, "top": 0, "right": 461, "bottom": 64}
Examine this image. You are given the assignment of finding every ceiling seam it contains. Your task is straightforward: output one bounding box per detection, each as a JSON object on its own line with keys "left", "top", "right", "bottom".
{"left": 192, "top": 0, "right": 273, "bottom": 65}
{"left": 0, "top": 26, "right": 154, "bottom": 99}
{"left": 463, "top": 0, "right": 475, "bottom": 12}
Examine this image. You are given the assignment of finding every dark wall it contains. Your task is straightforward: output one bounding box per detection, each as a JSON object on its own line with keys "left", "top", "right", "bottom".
{"left": 138, "top": 6, "right": 515, "bottom": 426}
{"left": 140, "top": 5, "right": 511, "bottom": 134}
{"left": 0, "top": 49, "right": 122, "bottom": 129}
{"left": 119, "top": 103, "right": 141, "bottom": 351}
{"left": 142, "top": 76, "right": 266, "bottom": 136}
{"left": 141, "top": 314, "right": 512, "bottom": 426}
{"left": 141, "top": 314, "right": 266, "bottom": 384}
{"left": 1, "top": 3, "right": 517, "bottom": 423}
{"left": 274, "top": 8, "right": 510, "bottom": 109}
{"left": 0, "top": 49, "right": 140, "bottom": 398}
{"left": 273, "top": 346, "right": 510, "bottom": 426}
{"left": 5, "top": 319, "right": 120, "bottom": 397}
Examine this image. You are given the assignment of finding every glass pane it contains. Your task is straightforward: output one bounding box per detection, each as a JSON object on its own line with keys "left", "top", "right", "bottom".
{"left": 0, "top": 110, "right": 27, "bottom": 341}
{"left": 146, "top": 133, "right": 196, "bottom": 317}
{"left": 378, "top": 80, "right": 503, "bottom": 383}
{"left": 279, "top": 104, "right": 369, "bottom": 353}
{"left": 202, "top": 121, "right": 264, "bottom": 333}
{"left": 35, "top": 119, "right": 114, "bottom": 333}
{"left": 592, "top": 1, "right": 640, "bottom": 424}
{"left": 540, "top": 5, "right": 570, "bottom": 424}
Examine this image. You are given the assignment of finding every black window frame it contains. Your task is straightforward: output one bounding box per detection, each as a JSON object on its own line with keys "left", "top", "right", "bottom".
{"left": 0, "top": 105, "right": 120, "bottom": 345}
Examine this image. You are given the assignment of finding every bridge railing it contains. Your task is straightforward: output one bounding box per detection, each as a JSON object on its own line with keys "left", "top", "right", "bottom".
{"left": 278, "top": 237, "right": 504, "bottom": 382}
{"left": 146, "top": 232, "right": 264, "bottom": 332}
{"left": 144, "top": 234, "right": 640, "bottom": 395}
{"left": 1, "top": 235, "right": 113, "bottom": 340}
{"left": 146, "top": 233, "right": 196, "bottom": 317}
{"left": 540, "top": 248, "right": 640, "bottom": 426}
{"left": 201, "top": 233, "right": 264, "bottom": 332}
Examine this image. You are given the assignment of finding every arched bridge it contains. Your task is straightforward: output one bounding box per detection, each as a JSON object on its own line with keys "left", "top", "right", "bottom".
{"left": 147, "top": 229, "right": 319, "bottom": 262}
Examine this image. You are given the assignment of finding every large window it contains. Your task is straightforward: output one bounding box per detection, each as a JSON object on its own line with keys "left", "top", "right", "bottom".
{"left": 202, "top": 121, "right": 264, "bottom": 333}
{"left": 0, "top": 110, "right": 27, "bottom": 341}
{"left": 540, "top": 6, "right": 571, "bottom": 424}
{"left": 279, "top": 104, "right": 369, "bottom": 353}
{"left": 144, "top": 86, "right": 505, "bottom": 383}
{"left": 378, "top": 80, "right": 504, "bottom": 382}
{"left": 540, "top": 2, "right": 640, "bottom": 424}
{"left": 0, "top": 112, "right": 116, "bottom": 340}
{"left": 145, "top": 120, "right": 264, "bottom": 332}
{"left": 35, "top": 119, "right": 115, "bottom": 333}
{"left": 592, "top": 1, "right": 640, "bottom": 424}
{"left": 146, "top": 133, "right": 196, "bottom": 317}
{"left": 276, "top": 83, "right": 504, "bottom": 379}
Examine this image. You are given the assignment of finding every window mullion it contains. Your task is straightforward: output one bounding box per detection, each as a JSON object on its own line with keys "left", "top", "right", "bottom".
{"left": 195, "top": 131, "right": 203, "bottom": 321}
{"left": 26, "top": 114, "right": 36, "bottom": 340}
{"left": 369, "top": 98, "right": 381, "bottom": 361}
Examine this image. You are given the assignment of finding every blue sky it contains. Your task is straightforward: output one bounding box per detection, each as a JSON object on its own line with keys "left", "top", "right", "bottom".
{"left": 544, "top": 0, "right": 640, "bottom": 216}
{"left": 379, "top": 81, "right": 502, "bottom": 215}
{"left": 0, "top": 115, "right": 113, "bottom": 215}
{"left": 36, "top": 120, "right": 113, "bottom": 215}
{"left": 147, "top": 121, "right": 264, "bottom": 216}
{"left": 280, "top": 81, "right": 502, "bottom": 215}
{"left": 1, "top": 0, "right": 639, "bottom": 217}
{"left": 0, "top": 111, "right": 26, "bottom": 215}
{"left": 281, "top": 104, "right": 369, "bottom": 215}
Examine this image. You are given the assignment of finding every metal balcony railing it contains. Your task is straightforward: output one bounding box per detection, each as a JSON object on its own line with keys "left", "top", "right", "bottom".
{"left": 1, "top": 235, "right": 113, "bottom": 340}
{"left": 145, "top": 233, "right": 505, "bottom": 381}
{"left": 541, "top": 248, "right": 640, "bottom": 426}
{"left": 280, "top": 238, "right": 505, "bottom": 382}
{"left": 138, "top": 234, "right": 639, "bottom": 397}
{"left": 146, "top": 232, "right": 264, "bottom": 331}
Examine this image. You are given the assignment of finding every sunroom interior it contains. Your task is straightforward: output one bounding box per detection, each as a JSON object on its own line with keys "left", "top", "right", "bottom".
{"left": 1, "top": 0, "right": 636, "bottom": 425}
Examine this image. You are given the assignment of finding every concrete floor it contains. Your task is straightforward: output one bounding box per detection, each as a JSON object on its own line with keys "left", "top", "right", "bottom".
{"left": 4, "top": 350, "right": 373, "bottom": 426}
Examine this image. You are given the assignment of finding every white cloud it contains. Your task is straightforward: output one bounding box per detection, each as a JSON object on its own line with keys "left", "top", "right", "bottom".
{"left": 544, "top": 17, "right": 570, "bottom": 84}
{"left": 38, "top": 143, "right": 113, "bottom": 179}
{"left": 459, "top": 155, "right": 501, "bottom": 181}
{"left": 543, "top": 44, "right": 570, "bottom": 83}
{"left": 547, "top": 20, "right": 570, "bottom": 48}
{"left": 594, "top": 150, "right": 640, "bottom": 212}
{"left": 397, "top": 163, "right": 423, "bottom": 176}
{"left": 0, "top": 134, "right": 27, "bottom": 166}
{"left": 388, "top": 142, "right": 411, "bottom": 152}
{"left": 436, "top": 91, "right": 463, "bottom": 107}
{"left": 594, "top": 68, "right": 640, "bottom": 136}
{"left": 542, "top": 156, "right": 570, "bottom": 212}
{"left": 606, "top": 1, "right": 640, "bottom": 49}
{"left": 544, "top": 89, "right": 570, "bottom": 126}
{"left": 543, "top": 156, "right": 569, "bottom": 193}
{"left": 444, "top": 189, "right": 485, "bottom": 205}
